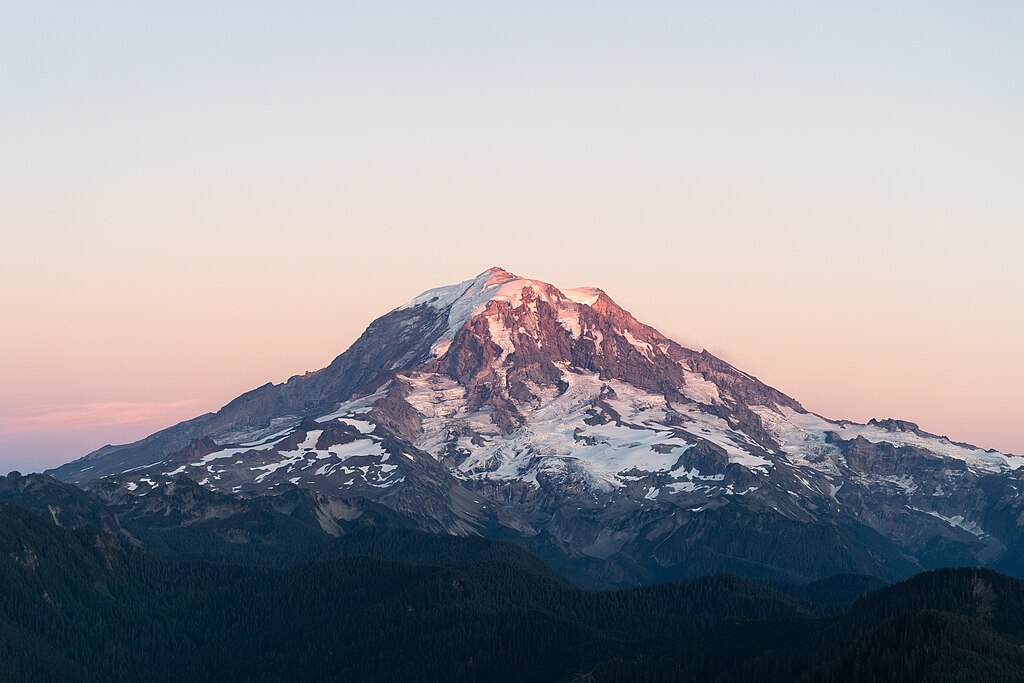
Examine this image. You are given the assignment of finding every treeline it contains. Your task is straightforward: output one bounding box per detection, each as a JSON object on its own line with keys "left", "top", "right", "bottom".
{"left": 2, "top": 503, "right": 1024, "bottom": 682}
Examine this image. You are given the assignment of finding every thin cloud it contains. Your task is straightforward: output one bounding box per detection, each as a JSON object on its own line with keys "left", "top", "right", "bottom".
{"left": 0, "top": 399, "right": 212, "bottom": 434}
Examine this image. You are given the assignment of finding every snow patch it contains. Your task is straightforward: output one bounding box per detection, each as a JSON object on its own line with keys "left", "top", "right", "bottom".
{"left": 563, "top": 287, "right": 601, "bottom": 306}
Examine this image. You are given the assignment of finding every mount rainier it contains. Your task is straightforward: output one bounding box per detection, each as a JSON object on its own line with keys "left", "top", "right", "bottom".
{"left": 48, "top": 267, "right": 1024, "bottom": 584}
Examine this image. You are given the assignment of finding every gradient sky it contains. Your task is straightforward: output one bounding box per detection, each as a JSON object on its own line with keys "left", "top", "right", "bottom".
{"left": 1, "top": 2, "right": 1022, "bottom": 473}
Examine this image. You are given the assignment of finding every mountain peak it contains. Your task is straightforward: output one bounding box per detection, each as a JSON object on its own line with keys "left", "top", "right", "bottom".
{"left": 562, "top": 286, "right": 603, "bottom": 306}
{"left": 400, "top": 268, "right": 600, "bottom": 358}
{"left": 45, "top": 268, "right": 1024, "bottom": 588}
{"left": 403, "top": 268, "right": 604, "bottom": 318}
{"left": 478, "top": 265, "right": 518, "bottom": 281}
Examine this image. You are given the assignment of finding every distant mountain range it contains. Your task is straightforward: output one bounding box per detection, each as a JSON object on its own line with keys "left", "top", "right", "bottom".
{"left": 45, "top": 267, "right": 1024, "bottom": 584}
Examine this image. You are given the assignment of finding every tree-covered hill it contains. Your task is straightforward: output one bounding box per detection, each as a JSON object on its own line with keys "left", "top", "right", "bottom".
{"left": 3, "top": 501, "right": 1024, "bottom": 682}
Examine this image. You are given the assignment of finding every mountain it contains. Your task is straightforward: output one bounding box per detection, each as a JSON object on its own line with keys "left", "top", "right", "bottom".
{"left": 47, "top": 267, "right": 1024, "bottom": 584}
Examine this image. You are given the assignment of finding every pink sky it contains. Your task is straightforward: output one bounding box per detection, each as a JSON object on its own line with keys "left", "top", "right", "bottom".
{"left": 1, "top": 3, "right": 1021, "bottom": 472}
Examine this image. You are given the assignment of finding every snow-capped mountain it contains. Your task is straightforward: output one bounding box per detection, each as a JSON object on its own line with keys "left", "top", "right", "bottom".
{"left": 48, "top": 267, "right": 1024, "bottom": 583}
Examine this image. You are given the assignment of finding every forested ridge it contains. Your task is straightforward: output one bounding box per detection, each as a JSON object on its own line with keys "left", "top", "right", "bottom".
{"left": 2, "top": 502, "right": 1024, "bottom": 682}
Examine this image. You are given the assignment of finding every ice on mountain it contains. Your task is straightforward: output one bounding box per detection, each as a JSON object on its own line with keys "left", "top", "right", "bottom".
{"left": 562, "top": 287, "right": 602, "bottom": 306}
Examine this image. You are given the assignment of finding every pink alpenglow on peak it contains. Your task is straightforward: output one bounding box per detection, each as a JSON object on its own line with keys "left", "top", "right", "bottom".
{"left": 398, "top": 268, "right": 610, "bottom": 357}
{"left": 562, "top": 287, "right": 603, "bottom": 306}
{"left": 44, "top": 266, "right": 1024, "bottom": 586}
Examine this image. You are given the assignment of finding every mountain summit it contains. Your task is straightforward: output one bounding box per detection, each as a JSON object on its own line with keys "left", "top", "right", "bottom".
{"left": 48, "top": 268, "right": 1024, "bottom": 583}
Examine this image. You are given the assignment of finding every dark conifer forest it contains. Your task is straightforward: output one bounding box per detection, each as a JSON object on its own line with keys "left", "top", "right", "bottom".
{"left": 2, "top": 500, "right": 1024, "bottom": 682}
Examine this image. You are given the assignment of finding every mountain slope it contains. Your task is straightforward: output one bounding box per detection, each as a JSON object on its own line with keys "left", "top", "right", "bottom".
{"left": 4, "top": 501, "right": 1024, "bottom": 682}
{"left": 47, "top": 267, "right": 1024, "bottom": 584}
{"left": 0, "top": 501, "right": 821, "bottom": 682}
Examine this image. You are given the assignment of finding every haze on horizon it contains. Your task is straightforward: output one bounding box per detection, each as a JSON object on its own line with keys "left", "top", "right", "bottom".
{"left": 1, "top": 2, "right": 1021, "bottom": 473}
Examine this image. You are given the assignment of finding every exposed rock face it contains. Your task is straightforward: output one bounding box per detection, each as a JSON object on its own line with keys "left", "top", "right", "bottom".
{"left": 45, "top": 267, "right": 1024, "bottom": 584}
